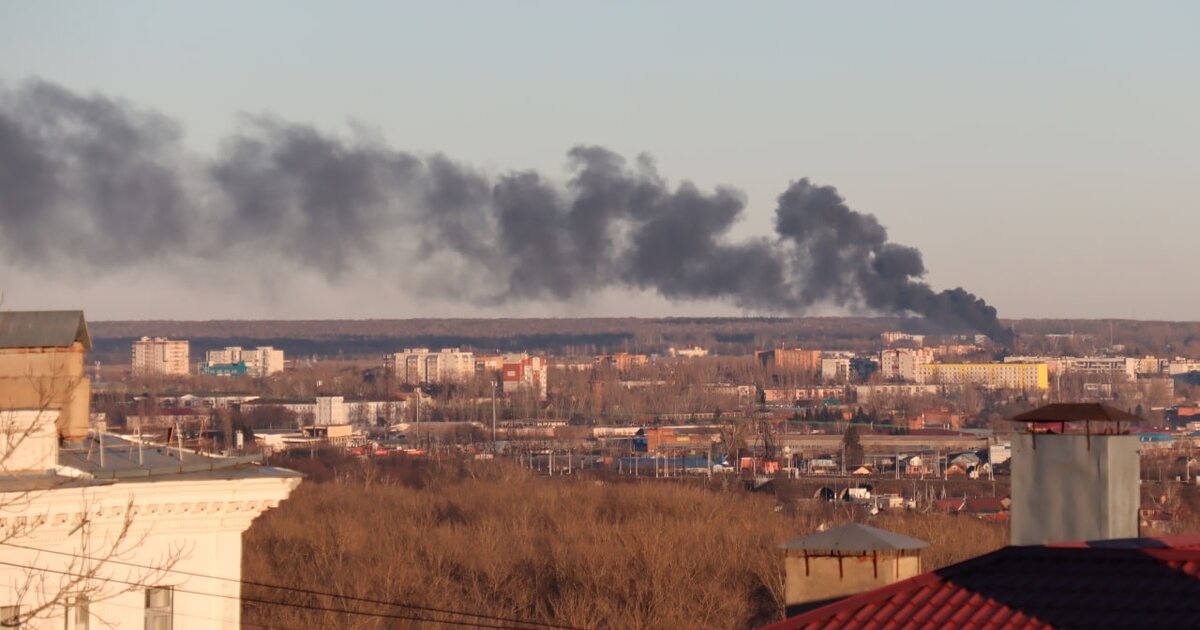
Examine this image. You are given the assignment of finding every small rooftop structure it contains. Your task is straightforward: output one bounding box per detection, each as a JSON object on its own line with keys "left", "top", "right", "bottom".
{"left": 1009, "top": 403, "right": 1143, "bottom": 546}
{"left": 1012, "top": 403, "right": 1145, "bottom": 434}
{"left": 765, "top": 535, "right": 1200, "bottom": 629}
{"left": 780, "top": 523, "right": 928, "bottom": 616}
{"left": 780, "top": 523, "right": 929, "bottom": 553}
{"left": 0, "top": 310, "right": 92, "bottom": 447}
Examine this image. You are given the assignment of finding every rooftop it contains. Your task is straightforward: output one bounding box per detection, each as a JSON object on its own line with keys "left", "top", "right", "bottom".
{"left": 1011, "top": 403, "right": 1145, "bottom": 424}
{"left": 780, "top": 523, "right": 929, "bottom": 553}
{"left": 0, "top": 310, "right": 91, "bottom": 349}
{"left": 764, "top": 535, "right": 1200, "bottom": 629}
{"left": 0, "top": 434, "right": 300, "bottom": 489}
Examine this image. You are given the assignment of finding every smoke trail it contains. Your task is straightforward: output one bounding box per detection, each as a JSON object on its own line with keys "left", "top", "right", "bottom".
{"left": 0, "top": 79, "right": 1012, "bottom": 342}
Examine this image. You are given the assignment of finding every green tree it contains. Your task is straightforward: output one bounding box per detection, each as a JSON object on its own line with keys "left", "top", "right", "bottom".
{"left": 842, "top": 424, "right": 865, "bottom": 468}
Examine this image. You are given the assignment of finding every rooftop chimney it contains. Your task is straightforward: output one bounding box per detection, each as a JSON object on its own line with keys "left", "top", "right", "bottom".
{"left": 1009, "top": 403, "right": 1143, "bottom": 546}
{"left": 779, "top": 523, "right": 927, "bottom": 616}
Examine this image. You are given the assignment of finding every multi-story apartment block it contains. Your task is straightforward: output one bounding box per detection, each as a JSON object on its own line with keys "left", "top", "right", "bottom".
{"left": 502, "top": 354, "right": 547, "bottom": 400}
{"left": 204, "top": 346, "right": 285, "bottom": 377}
{"left": 821, "top": 357, "right": 851, "bottom": 382}
{"left": 1169, "top": 359, "right": 1200, "bottom": 376}
{"left": 916, "top": 362, "right": 1048, "bottom": 390}
{"left": 131, "top": 336, "right": 189, "bottom": 376}
{"left": 1060, "top": 357, "right": 1138, "bottom": 380}
{"left": 880, "top": 348, "right": 935, "bottom": 382}
{"left": 1133, "top": 356, "right": 1167, "bottom": 376}
{"left": 389, "top": 348, "right": 476, "bottom": 384}
{"left": 475, "top": 354, "right": 503, "bottom": 376}
{"left": 755, "top": 348, "right": 821, "bottom": 375}
{"left": 596, "top": 352, "right": 649, "bottom": 373}
{"left": 881, "top": 331, "right": 925, "bottom": 346}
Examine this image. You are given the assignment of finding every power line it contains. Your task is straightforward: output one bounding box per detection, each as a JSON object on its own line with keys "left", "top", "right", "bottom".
{"left": 96, "top": 596, "right": 309, "bottom": 630}
{"left": 0, "top": 558, "right": 554, "bottom": 629}
{"left": 2, "top": 541, "right": 572, "bottom": 629}
{"left": 0, "top": 547, "right": 576, "bottom": 624}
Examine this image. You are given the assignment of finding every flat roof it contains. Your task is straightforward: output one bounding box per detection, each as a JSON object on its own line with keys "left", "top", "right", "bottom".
{"left": 780, "top": 523, "right": 929, "bottom": 552}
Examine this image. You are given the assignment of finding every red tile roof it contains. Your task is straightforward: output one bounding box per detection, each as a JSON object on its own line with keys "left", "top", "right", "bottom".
{"left": 763, "top": 536, "right": 1200, "bottom": 629}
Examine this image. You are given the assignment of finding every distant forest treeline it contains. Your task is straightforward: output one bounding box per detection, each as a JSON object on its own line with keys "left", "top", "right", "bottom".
{"left": 87, "top": 317, "right": 1200, "bottom": 363}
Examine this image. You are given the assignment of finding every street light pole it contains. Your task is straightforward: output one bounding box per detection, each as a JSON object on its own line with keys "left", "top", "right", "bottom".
{"left": 491, "top": 380, "right": 498, "bottom": 455}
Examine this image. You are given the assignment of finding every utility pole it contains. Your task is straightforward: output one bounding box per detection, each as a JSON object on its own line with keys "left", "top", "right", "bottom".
{"left": 491, "top": 380, "right": 498, "bottom": 455}
{"left": 415, "top": 387, "right": 421, "bottom": 450}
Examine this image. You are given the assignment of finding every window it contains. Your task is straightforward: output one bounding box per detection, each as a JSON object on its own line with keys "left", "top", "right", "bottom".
{"left": 1, "top": 605, "right": 21, "bottom": 629}
{"left": 144, "top": 588, "right": 172, "bottom": 630}
{"left": 65, "top": 596, "right": 89, "bottom": 630}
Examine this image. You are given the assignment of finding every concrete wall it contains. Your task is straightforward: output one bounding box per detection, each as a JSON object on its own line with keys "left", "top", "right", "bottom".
{"left": 1011, "top": 433, "right": 1139, "bottom": 546}
{"left": 0, "top": 346, "right": 90, "bottom": 442}
{"left": 784, "top": 552, "right": 921, "bottom": 612}
{"left": 0, "top": 409, "right": 59, "bottom": 472}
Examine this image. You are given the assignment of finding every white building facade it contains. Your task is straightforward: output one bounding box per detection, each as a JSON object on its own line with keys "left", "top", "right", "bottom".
{"left": 389, "top": 348, "right": 476, "bottom": 384}
{"left": 132, "top": 337, "right": 189, "bottom": 376}
{"left": 2, "top": 311, "right": 300, "bottom": 629}
{"left": 204, "top": 346, "right": 285, "bottom": 377}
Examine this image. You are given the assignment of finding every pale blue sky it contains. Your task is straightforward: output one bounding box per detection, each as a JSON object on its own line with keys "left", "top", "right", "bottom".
{"left": 2, "top": 2, "right": 1197, "bottom": 320}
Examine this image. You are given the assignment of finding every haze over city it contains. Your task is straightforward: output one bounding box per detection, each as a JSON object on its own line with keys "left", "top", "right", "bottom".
{"left": 2, "top": 2, "right": 1197, "bottom": 321}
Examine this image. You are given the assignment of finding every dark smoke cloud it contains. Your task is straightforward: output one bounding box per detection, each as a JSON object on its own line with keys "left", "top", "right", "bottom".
{"left": 0, "top": 79, "right": 1012, "bottom": 342}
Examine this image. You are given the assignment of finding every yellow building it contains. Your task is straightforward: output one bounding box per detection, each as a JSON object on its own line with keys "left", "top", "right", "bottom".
{"left": 916, "top": 362, "right": 1048, "bottom": 390}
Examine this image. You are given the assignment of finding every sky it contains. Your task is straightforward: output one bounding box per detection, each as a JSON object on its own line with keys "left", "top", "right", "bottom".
{"left": 1, "top": 2, "right": 1197, "bottom": 322}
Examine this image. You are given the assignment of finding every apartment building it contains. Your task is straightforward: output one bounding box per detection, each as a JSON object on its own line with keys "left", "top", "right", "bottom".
{"left": 880, "top": 348, "right": 935, "bottom": 382}
{"left": 502, "top": 354, "right": 547, "bottom": 400}
{"left": 131, "top": 336, "right": 189, "bottom": 376}
{"left": 388, "top": 348, "right": 476, "bottom": 384}
{"left": 755, "top": 348, "right": 821, "bottom": 374}
{"left": 204, "top": 346, "right": 285, "bottom": 377}
{"left": 596, "top": 352, "right": 649, "bottom": 373}
{"left": 916, "top": 362, "right": 1049, "bottom": 390}
{"left": 821, "top": 357, "right": 851, "bottom": 382}
{"left": 880, "top": 331, "right": 925, "bottom": 346}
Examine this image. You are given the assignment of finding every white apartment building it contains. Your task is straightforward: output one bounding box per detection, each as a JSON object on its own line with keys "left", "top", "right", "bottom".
{"left": 1169, "top": 359, "right": 1200, "bottom": 376}
{"left": 1060, "top": 357, "right": 1138, "bottom": 380}
{"left": 1, "top": 311, "right": 299, "bottom": 629}
{"left": 880, "top": 348, "right": 935, "bottom": 382}
{"left": 132, "top": 336, "right": 190, "bottom": 376}
{"left": 205, "top": 346, "right": 285, "bottom": 377}
{"left": 389, "top": 348, "right": 476, "bottom": 384}
{"left": 821, "top": 357, "right": 851, "bottom": 382}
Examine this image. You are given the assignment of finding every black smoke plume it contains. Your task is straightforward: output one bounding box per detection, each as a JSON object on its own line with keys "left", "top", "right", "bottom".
{"left": 0, "top": 79, "right": 1012, "bottom": 343}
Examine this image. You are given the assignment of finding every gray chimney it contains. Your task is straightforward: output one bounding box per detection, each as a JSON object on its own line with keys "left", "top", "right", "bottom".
{"left": 1009, "top": 403, "right": 1143, "bottom": 546}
